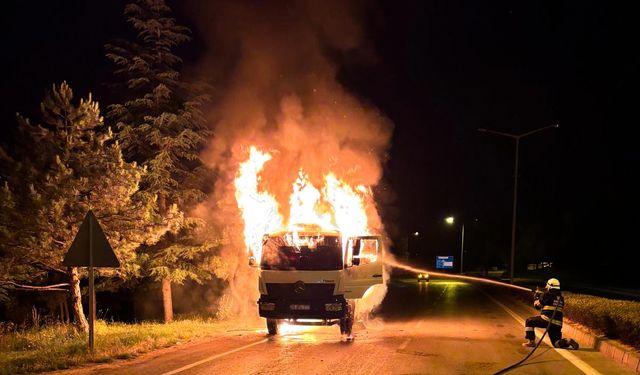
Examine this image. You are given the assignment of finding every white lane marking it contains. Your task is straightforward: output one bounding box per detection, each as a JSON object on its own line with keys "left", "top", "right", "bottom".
{"left": 398, "top": 338, "right": 411, "bottom": 350}
{"left": 160, "top": 338, "right": 269, "bottom": 375}
{"left": 398, "top": 320, "right": 423, "bottom": 350}
{"left": 398, "top": 285, "right": 449, "bottom": 350}
{"left": 399, "top": 285, "right": 433, "bottom": 351}
{"left": 480, "top": 289, "right": 602, "bottom": 375}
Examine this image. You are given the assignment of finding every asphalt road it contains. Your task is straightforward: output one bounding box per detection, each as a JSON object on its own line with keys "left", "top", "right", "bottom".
{"left": 62, "top": 278, "right": 635, "bottom": 375}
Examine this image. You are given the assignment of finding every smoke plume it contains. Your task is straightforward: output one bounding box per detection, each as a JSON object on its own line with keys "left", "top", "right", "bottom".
{"left": 190, "top": 0, "right": 393, "bottom": 318}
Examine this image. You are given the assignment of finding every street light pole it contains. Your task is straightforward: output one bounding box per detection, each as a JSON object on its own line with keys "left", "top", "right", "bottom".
{"left": 478, "top": 123, "right": 558, "bottom": 284}
{"left": 509, "top": 139, "right": 519, "bottom": 285}
{"left": 445, "top": 216, "right": 465, "bottom": 274}
{"left": 460, "top": 224, "right": 465, "bottom": 274}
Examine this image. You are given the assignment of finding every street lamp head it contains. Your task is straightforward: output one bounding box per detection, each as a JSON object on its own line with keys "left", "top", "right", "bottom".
{"left": 413, "top": 231, "right": 420, "bottom": 237}
{"left": 554, "top": 123, "right": 560, "bottom": 128}
{"left": 445, "top": 216, "right": 455, "bottom": 225}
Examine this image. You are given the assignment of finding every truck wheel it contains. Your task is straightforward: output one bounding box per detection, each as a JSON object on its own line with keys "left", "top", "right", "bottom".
{"left": 340, "top": 300, "right": 355, "bottom": 338}
{"left": 266, "top": 318, "right": 278, "bottom": 335}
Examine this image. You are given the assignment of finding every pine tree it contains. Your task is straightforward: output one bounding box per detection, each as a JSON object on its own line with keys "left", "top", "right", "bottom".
{"left": 105, "top": 0, "right": 213, "bottom": 322}
{"left": 0, "top": 82, "right": 162, "bottom": 331}
{"left": 0, "top": 181, "right": 20, "bottom": 303}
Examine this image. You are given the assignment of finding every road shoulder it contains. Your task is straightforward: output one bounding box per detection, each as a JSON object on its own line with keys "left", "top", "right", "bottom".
{"left": 51, "top": 329, "right": 267, "bottom": 375}
{"left": 481, "top": 286, "right": 638, "bottom": 374}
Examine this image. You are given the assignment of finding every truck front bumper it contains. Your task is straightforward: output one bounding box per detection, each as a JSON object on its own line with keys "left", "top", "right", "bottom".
{"left": 258, "top": 295, "right": 347, "bottom": 320}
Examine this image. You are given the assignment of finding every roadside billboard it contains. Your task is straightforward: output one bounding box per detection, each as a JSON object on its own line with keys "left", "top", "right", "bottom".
{"left": 436, "top": 256, "right": 454, "bottom": 269}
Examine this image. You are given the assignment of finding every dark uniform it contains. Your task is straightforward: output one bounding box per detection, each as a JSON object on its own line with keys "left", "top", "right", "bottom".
{"left": 525, "top": 288, "right": 563, "bottom": 344}
{"left": 525, "top": 288, "right": 576, "bottom": 348}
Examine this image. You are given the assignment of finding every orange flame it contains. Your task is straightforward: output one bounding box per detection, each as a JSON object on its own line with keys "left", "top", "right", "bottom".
{"left": 234, "top": 146, "right": 283, "bottom": 261}
{"left": 234, "top": 146, "right": 372, "bottom": 261}
{"left": 323, "top": 174, "right": 369, "bottom": 240}
{"left": 289, "top": 170, "right": 333, "bottom": 230}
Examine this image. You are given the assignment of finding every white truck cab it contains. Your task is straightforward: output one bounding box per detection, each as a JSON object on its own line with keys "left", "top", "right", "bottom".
{"left": 251, "top": 226, "right": 383, "bottom": 337}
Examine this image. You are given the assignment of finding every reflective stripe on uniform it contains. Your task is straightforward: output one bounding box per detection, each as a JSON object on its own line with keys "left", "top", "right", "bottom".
{"left": 540, "top": 314, "right": 562, "bottom": 326}
{"left": 542, "top": 305, "right": 563, "bottom": 312}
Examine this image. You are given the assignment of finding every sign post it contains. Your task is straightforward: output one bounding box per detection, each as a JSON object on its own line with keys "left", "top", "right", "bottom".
{"left": 89, "top": 213, "right": 94, "bottom": 352}
{"left": 63, "top": 210, "right": 119, "bottom": 352}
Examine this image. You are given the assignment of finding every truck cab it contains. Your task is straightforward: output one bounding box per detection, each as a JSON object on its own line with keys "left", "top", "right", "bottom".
{"left": 252, "top": 226, "right": 383, "bottom": 338}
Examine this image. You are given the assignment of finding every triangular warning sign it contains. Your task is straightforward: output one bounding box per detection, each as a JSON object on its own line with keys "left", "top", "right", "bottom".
{"left": 62, "top": 210, "right": 120, "bottom": 267}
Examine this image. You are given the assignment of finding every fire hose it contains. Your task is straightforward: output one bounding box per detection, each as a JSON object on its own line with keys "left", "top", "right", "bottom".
{"left": 492, "top": 294, "right": 561, "bottom": 375}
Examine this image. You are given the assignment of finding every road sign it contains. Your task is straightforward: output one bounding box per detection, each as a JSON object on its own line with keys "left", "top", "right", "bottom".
{"left": 62, "top": 210, "right": 119, "bottom": 352}
{"left": 63, "top": 210, "right": 119, "bottom": 267}
{"left": 436, "top": 256, "right": 454, "bottom": 269}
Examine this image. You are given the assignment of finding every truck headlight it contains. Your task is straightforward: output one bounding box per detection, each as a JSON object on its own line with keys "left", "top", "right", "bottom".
{"left": 325, "top": 303, "right": 342, "bottom": 312}
{"left": 260, "top": 302, "right": 276, "bottom": 311}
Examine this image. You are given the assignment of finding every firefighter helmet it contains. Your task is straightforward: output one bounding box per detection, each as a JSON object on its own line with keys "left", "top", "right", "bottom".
{"left": 546, "top": 278, "right": 560, "bottom": 290}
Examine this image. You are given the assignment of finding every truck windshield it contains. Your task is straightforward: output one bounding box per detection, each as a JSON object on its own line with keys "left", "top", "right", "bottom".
{"left": 261, "top": 234, "right": 343, "bottom": 271}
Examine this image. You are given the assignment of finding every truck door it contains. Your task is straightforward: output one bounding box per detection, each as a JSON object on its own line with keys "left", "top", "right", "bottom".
{"left": 341, "top": 236, "right": 384, "bottom": 299}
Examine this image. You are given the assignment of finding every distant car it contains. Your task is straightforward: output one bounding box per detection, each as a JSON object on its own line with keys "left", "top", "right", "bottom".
{"left": 417, "top": 272, "right": 429, "bottom": 282}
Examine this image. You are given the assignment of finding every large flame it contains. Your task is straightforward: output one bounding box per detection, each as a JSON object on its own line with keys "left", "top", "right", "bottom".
{"left": 234, "top": 147, "right": 283, "bottom": 261}
{"left": 234, "top": 146, "right": 372, "bottom": 261}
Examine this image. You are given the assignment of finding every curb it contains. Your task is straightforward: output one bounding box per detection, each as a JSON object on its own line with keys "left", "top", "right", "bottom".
{"left": 560, "top": 320, "right": 601, "bottom": 349}
{"left": 516, "top": 297, "right": 640, "bottom": 373}
{"left": 562, "top": 320, "right": 640, "bottom": 373}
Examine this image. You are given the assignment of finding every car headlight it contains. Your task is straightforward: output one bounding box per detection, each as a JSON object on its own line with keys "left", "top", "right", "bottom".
{"left": 260, "top": 302, "right": 276, "bottom": 311}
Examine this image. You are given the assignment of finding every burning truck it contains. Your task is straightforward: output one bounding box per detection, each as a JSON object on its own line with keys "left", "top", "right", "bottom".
{"left": 234, "top": 147, "right": 386, "bottom": 338}
{"left": 251, "top": 225, "right": 383, "bottom": 337}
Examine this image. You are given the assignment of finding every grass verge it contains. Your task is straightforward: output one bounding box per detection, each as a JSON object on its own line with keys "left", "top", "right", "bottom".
{"left": 0, "top": 318, "right": 234, "bottom": 374}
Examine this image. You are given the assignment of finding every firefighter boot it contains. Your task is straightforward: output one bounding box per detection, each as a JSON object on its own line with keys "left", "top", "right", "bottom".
{"left": 555, "top": 338, "right": 579, "bottom": 350}
{"left": 521, "top": 340, "right": 535, "bottom": 348}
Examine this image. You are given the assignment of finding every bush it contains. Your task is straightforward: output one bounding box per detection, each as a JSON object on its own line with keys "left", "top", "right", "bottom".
{"left": 563, "top": 292, "right": 640, "bottom": 349}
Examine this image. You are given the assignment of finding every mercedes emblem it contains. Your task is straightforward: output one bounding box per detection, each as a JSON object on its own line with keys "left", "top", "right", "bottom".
{"left": 294, "top": 280, "right": 305, "bottom": 294}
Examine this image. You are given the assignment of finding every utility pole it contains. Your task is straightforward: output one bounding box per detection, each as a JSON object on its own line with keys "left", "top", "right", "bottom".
{"left": 444, "top": 216, "right": 465, "bottom": 274}
{"left": 478, "top": 123, "right": 558, "bottom": 283}
{"left": 460, "top": 224, "right": 465, "bottom": 274}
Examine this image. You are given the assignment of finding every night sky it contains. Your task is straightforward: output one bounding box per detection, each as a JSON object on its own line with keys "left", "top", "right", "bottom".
{"left": 2, "top": 1, "right": 637, "bottom": 285}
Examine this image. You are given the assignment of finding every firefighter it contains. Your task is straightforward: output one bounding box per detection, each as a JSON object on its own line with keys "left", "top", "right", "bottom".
{"left": 522, "top": 278, "right": 579, "bottom": 349}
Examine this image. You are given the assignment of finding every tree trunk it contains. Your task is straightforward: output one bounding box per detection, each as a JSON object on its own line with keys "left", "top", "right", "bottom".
{"left": 158, "top": 192, "right": 173, "bottom": 323}
{"left": 158, "top": 192, "right": 166, "bottom": 212}
{"left": 59, "top": 301, "right": 64, "bottom": 323}
{"left": 162, "top": 277, "right": 173, "bottom": 323}
{"left": 69, "top": 267, "right": 88, "bottom": 332}
{"left": 64, "top": 298, "right": 70, "bottom": 324}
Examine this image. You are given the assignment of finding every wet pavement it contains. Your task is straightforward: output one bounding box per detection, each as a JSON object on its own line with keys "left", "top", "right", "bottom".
{"left": 60, "top": 278, "right": 635, "bottom": 375}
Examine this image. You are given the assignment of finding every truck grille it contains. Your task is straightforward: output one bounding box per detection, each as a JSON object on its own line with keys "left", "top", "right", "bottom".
{"left": 266, "top": 283, "right": 335, "bottom": 300}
